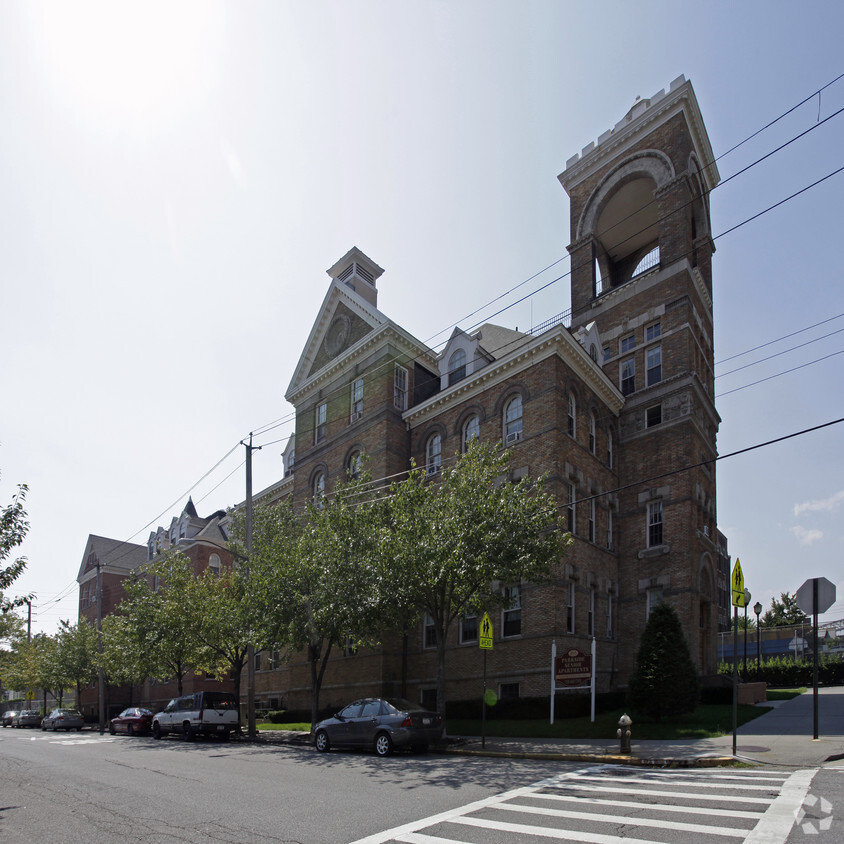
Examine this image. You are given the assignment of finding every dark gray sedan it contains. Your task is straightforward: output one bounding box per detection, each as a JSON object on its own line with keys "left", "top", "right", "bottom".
{"left": 313, "top": 698, "right": 442, "bottom": 757}
{"left": 41, "top": 708, "right": 84, "bottom": 731}
{"left": 12, "top": 709, "right": 41, "bottom": 728}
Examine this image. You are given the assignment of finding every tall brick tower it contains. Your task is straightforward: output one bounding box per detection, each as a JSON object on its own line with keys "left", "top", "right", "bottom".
{"left": 559, "top": 76, "right": 721, "bottom": 677}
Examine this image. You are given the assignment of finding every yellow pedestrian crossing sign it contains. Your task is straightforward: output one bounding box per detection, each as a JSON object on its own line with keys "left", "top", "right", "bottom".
{"left": 731, "top": 558, "right": 746, "bottom": 607}
{"left": 479, "top": 612, "right": 493, "bottom": 649}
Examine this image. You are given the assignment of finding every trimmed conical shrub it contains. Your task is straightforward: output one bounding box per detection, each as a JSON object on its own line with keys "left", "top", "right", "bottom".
{"left": 628, "top": 601, "right": 699, "bottom": 720}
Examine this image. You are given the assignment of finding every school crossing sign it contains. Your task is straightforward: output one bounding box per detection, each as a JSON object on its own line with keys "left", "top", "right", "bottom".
{"left": 479, "top": 612, "right": 493, "bottom": 649}
{"left": 731, "top": 558, "right": 746, "bottom": 607}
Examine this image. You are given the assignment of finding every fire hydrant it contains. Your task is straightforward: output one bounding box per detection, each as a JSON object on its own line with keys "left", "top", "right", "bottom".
{"left": 617, "top": 713, "right": 632, "bottom": 755}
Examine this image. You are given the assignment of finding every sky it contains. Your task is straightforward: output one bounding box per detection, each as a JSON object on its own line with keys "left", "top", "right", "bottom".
{"left": 1, "top": 0, "right": 843, "bottom": 638}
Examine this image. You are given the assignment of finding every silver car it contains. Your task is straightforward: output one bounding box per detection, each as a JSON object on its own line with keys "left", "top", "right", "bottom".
{"left": 41, "top": 708, "right": 84, "bottom": 731}
{"left": 12, "top": 709, "right": 41, "bottom": 728}
{"left": 313, "top": 698, "right": 443, "bottom": 757}
{"left": 2, "top": 710, "right": 19, "bottom": 727}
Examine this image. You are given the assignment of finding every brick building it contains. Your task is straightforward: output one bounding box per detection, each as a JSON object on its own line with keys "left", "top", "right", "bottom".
{"left": 77, "top": 499, "right": 236, "bottom": 719}
{"left": 250, "top": 76, "right": 724, "bottom": 713}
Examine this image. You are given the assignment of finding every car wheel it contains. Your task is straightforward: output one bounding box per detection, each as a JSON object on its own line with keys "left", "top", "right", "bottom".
{"left": 183, "top": 721, "right": 194, "bottom": 741}
{"left": 314, "top": 729, "right": 331, "bottom": 753}
{"left": 374, "top": 732, "right": 393, "bottom": 757}
{"left": 109, "top": 723, "right": 116, "bottom": 735}
{"left": 41, "top": 725, "right": 47, "bottom": 731}
{"left": 127, "top": 723, "right": 134, "bottom": 736}
{"left": 152, "top": 722, "right": 162, "bottom": 740}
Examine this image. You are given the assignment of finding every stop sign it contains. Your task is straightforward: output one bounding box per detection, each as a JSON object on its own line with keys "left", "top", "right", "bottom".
{"left": 796, "top": 577, "right": 837, "bottom": 615}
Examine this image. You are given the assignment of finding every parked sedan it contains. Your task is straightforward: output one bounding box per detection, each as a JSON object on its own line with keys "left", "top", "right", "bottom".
{"left": 313, "top": 698, "right": 443, "bottom": 757}
{"left": 109, "top": 707, "right": 153, "bottom": 736}
{"left": 41, "top": 708, "right": 84, "bottom": 731}
{"left": 2, "top": 710, "right": 19, "bottom": 727}
{"left": 12, "top": 709, "right": 42, "bottom": 728}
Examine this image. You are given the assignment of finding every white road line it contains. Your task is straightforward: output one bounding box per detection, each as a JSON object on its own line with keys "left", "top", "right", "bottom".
{"left": 395, "top": 834, "right": 461, "bottom": 844}
{"left": 450, "top": 815, "right": 674, "bottom": 843}
{"left": 528, "top": 791, "right": 764, "bottom": 819}
{"left": 549, "top": 782, "right": 777, "bottom": 804}
{"left": 492, "top": 800, "right": 748, "bottom": 837}
{"left": 570, "top": 773, "right": 782, "bottom": 791}
{"left": 744, "top": 768, "right": 818, "bottom": 844}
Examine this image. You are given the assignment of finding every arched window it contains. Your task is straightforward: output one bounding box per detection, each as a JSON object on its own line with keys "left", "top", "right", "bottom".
{"left": 632, "top": 245, "right": 660, "bottom": 277}
{"left": 313, "top": 471, "right": 325, "bottom": 505}
{"left": 567, "top": 393, "right": 576, "bottom": 438}
{"left": 448, "top": 348, "right": 467, "bottom": 386}
{"left": 208, "top": 554, "right": 221, "bottom": 576}
{"left": 348, "top": 450, "right": 362, "bottom": 479}
{"left": 462, "top": 415, "right": 480, "bottom": 451}
{"left": 589, "top": 412, "right": 597, "bottom": 455}
{"left": 426, "top": 433, "right": 442, "bottom": 475}
{"left": 504, "top": 395, "right": 523, "bottom": 443}
{"left": 607, "top": 427, "right": 614, "bottom": 469}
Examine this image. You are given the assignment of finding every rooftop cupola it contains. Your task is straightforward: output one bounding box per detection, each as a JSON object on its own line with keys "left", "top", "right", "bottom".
{"left": 326, "top": 246, "right": 384, "bottom": 308}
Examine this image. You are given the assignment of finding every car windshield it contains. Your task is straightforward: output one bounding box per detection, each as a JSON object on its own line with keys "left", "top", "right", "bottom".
{"left": 383, "top": 698, "right": 421, "bottom": 714}
{"left": 57, "top": 710, "right": 79, "bottom": 716}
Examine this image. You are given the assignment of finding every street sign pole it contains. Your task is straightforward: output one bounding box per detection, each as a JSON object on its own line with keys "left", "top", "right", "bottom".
{"left": 813, "top": 578, "right": 819, "bottom": 741}
{"left": 732, "top": 604, "right": 738, "bottom": 756}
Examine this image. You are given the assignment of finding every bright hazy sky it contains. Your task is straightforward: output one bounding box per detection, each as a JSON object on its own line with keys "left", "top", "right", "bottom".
{"left": 2, "top": 0, "right": 843, "bottom": 636}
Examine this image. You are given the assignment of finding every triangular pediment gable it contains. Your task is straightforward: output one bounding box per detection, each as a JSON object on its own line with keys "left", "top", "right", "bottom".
{"left": 285, "top": 279, "right": 387, "bottom": 400}
{"left": 76, "top": 534, "right": 147, "bottom": 582}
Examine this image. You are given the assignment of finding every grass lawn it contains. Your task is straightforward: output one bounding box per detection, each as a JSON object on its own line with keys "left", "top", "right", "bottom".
{"left": 447, "top": 703, "right": 772, "bottom": 741}
{"left": 255, "top": 689, "right": 804, "bottom": 741}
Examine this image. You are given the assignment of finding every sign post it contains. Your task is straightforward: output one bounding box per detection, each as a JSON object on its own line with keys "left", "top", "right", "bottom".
{"left": 731, "top": 558, "right": 746, "bottom": 756}
{"left": 479, "top": 612, "right": 493, "bottom": 748}
{"left": 796, "top": 577, "right": 837, "bottom": 740}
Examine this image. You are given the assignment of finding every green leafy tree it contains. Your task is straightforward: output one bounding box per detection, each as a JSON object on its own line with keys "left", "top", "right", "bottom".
{"left": 100, "top": 613, "right": 154, "bottom": 697}
{"left": 628, "top": 601, "right": 699, "bottom": 721}
{"left": 761, "top": 592, "right": 809, "bottom": 628}
{"left": 0, "top": 611, "right": 25, "bottom": 700}
{"left": 32, "top": 633, "right": 69, "bottom": 707}
{"left": 55, "top": 620, "right": 99, "bottom": 709}
{"left": 118, "top": 553, "right": 202, "bottom": 695}
{"left": 189, "top": 568, "right": 250, "bottom": 714}
{"left": 242, "top": 469, "right": 386, "bottom": 727}
{"left": 1, "top": 476, "right": 32, "bottom": 612}
{"left": 382, "top": 440, "right": 565, "bottom": 720}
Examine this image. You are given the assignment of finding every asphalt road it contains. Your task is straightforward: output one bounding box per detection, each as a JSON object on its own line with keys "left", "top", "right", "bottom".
{"left": 0, "top": 729, "right": 578, "bottom": 843}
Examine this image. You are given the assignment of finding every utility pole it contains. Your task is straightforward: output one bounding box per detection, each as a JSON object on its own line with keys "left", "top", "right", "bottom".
{"left": 96, "top": 560, "right": 105, "bottom": 734}
{"left": 244, "top": 433, "right": 260, "bottom": 740}
{"left": 25, "top": 598, "right": 32, "bottom": 643}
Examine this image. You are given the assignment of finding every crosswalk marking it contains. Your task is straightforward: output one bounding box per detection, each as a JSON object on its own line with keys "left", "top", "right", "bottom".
{"left": 352, "top": 766, "right": 818, "bottom": 844}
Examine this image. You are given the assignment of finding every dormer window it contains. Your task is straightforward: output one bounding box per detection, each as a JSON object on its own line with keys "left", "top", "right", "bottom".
{"left": 448, "top": 349, "right": 467, "bottom": 386}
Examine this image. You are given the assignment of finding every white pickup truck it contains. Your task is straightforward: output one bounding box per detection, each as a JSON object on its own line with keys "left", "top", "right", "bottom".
{"left": 152, "top": 691, "right": 239, "bottom": 740}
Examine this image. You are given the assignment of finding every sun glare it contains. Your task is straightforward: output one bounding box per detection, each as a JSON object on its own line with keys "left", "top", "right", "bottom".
{"left": 33, "top": 0, "right": 224, "bottom": 135}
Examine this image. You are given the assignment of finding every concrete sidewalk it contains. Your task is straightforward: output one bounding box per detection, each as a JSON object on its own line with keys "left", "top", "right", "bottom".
{"left": 444, "top": 686, "right": 844, "bottom": 768}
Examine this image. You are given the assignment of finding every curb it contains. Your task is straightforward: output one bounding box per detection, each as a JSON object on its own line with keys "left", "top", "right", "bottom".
{"left": 443, "top": 746, "right": 737, "bottom": 767}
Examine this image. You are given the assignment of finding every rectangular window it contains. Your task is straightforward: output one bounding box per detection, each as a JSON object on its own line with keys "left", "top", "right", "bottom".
{"left": 350, "top": 378, "right": 364, "bottom": 421}
{"left": 345, "top": 636, "right": 358, "bottom": 656}
{"left": 315, "top": 402, "right": 327, "bottom": 443}
{"left": 566, "top": 581, "right": 575, "bottom": 634}
{"left": 646, "top": 404, "right": 662, "bottom": 428}
{"left": 646, "top": 345, "right": 662, "bottom": 386}
{"left": 607, "top": 507, "right": 614, "bottom": 550}
{"left": 423, "top": 613, "right": 437, "bottom": 648}
{"left": 620, "top": 334, "right": 636, "bottom": 354}
{"left": 646, "top": 322, "right": 661, "bottom": 342}
{"left": 602, "top": 345, "right": 611, "bottom": 362}
{"left": 647, "top": 586, "right": 663, "bottom": 619}
{"left": 394, "top": 365, "right": 408, "bottom": 411}
{"left": 648, "top": 500, "right": 664, "bottom": 547}
{"left": 460, "top": 614, "right": 478, "bottom": 644}
{"left": 502, "top": 586, "right": 521, "bottom": 637}
{"left": 621, "top": 358, "right": 635, "bottom": 395}
{"left": 420, "top": 688, "right": 437, "bottom": 711}
{"left": 254, "top": 652, "right": 262, "bottom": 672}
{"left": 606, "top": 591, "right": 614, "bottom": 638}
{"left": 588, "top": 498, "right": 596, "bottom": 543}
{"left": 567, "top": 483, "right": 576, "bottom": 534}
{"left": 500, "top": 682, "right": 520, "bottom": 700}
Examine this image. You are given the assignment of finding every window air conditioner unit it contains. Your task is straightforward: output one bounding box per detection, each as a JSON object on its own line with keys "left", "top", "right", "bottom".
{"left": 506, "top": 431, "right": 522, "bottom": 444}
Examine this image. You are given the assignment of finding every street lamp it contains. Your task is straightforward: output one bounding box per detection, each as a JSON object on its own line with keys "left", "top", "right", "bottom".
{"left": 753, "top": 601, "right": 763, "bottom": 668}
{"left": 743, "top": 588, "right": 751, "bottom": 675}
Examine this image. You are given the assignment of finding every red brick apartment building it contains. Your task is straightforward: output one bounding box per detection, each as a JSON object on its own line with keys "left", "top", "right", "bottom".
{"left": 79, "top": 76, "right": 725, "bottom": 717}
{"left": 250, "top": 75, "right": 723, "bottom": 713}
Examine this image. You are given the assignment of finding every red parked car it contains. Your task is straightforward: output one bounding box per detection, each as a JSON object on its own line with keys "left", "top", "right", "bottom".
{"left": 109, "top": 707, "right": 153, "bottom": 736}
